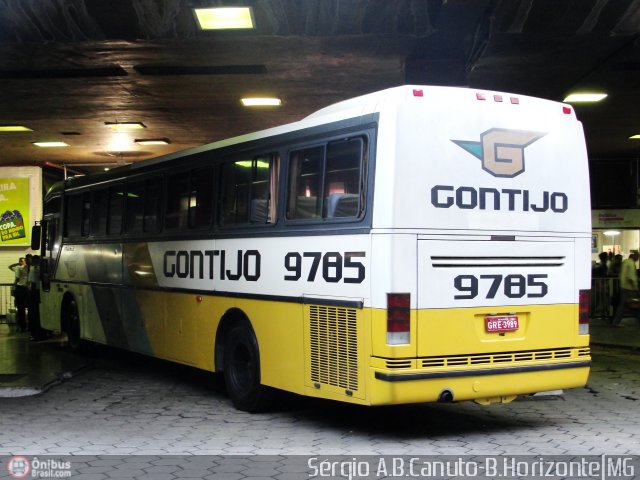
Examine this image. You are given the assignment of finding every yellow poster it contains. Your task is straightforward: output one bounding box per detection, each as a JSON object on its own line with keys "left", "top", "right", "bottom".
{"left": 0, "top": 177, "right": 30, "bottom": 245}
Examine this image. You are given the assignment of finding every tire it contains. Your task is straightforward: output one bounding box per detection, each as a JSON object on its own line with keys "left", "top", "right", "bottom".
{"left": 223, "top": 322, "right": 273, "bottom": 412}
{"left": 64, "top": 299, "right": 82, "bottom": 352}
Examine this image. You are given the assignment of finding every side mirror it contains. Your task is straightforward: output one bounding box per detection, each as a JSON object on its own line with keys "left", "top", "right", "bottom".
{"left": 31, "top": 225, "right": 41, "bottom": 250}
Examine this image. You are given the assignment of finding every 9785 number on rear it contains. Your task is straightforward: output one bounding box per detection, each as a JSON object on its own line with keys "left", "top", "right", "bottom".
{"left": 454, "top": 274, "right": 548, "bottom": 300}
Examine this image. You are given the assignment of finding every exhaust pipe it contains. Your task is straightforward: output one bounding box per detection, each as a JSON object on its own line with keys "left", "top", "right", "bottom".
{"left": 438, "top": 389, "right": 454, "bottom": 403}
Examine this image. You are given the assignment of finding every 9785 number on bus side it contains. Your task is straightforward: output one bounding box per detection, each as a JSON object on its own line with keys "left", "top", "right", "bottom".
{"left": 453, "top": 274, "right": 548, "bottom": 300}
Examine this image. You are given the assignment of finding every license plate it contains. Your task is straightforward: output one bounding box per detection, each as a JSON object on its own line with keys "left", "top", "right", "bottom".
{"left": 485, "top": 315, "right": 519, "bottom": 333}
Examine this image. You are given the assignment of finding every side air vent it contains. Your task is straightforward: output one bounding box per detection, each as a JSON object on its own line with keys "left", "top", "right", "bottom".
{"left": 309, "top": 306, "right": 358, "bottom": 392}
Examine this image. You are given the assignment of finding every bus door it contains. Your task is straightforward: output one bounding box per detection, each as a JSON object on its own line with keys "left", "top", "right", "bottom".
{"left": 38, "top": 199, "right": 63, "bottom": 331}
{"left": 85, "top": 242, "right": 128, "bottom": 347}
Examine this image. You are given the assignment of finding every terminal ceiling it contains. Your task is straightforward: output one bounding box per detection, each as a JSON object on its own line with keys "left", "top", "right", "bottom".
{"left": 0, "top": 0, "right": 639, "bottom": 174}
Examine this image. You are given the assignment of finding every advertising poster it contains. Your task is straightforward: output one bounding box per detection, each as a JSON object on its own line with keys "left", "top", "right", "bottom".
{"left": 0, "top": 177, "right": 30, "bottom": 246}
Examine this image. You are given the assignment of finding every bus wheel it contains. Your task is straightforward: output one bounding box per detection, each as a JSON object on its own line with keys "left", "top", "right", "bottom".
{"left": 64, "top": 299, "right": 82, "bottom": 351}
{"left": 223, "top": 322, "right": 273, "bottom": 412}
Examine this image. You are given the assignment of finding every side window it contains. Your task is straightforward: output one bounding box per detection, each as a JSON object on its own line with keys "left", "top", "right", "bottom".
{"left": 220, "top": 155, "right": 277, "bottom": 226}
{"left": 165, "top": 172, "right": 190, "bottom": 230}
{"left": 287, "top": 137, "right": 365, "bottom": 221}
{"left": 108, "top": 186, "right": 123, "bottom": 235}
{"left": 44, "top": 197, "right": 61, "bottom": 216}
{"left": 165, "top": 169, "right": 213, "bottom": 230}
{"left": 43, "top": 197, "right": 61, "bottom": 256}
{"left": 64, "top": 194, "right": 83, "bottom": 237}
{"left": 91, "top": 189, "right": 109, "bottom": 236}
{"left": 189, "top": 167, "right": 214, "bottom": 228}
{"left": 46, "top": 217, "right": 58, "bottom": 254}
{"left": 81, "top": 192, "right": 91, "bottom": 236}
{"left": 144, "top": 177, "right": 162, "bottom": 232}
{"left": 287, "top": 146, "right": 324, "bottom": 219}
{"left": 324, "top": 138, "right": 364, "bottom": 218}
{"left": 124, "top": 180, "right": 145, "bottom": 234}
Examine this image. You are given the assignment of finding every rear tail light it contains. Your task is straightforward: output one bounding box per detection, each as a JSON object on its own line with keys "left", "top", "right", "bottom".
{"left": 579, "top": 289, "right": 590, "bottom": 334}
{"left": 387, "top": 293, "right": 410, "bottom": 344}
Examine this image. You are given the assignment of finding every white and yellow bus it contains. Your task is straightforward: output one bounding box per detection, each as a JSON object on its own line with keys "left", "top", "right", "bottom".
{"left": 33, "top": 85, "right": 591, "bottom": 411}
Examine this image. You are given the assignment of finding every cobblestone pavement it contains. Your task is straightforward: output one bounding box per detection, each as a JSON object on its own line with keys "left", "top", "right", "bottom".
{"left": 0, "top": 344, "right": 637, "bottom": 461}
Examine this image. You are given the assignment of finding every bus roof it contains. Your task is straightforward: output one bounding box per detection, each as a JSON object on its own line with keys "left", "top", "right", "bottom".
{"left": 51, "top": 85, "right": 574, "bottom": 194}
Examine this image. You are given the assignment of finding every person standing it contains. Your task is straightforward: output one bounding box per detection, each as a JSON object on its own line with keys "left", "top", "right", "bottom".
{"left": 8, "top": 257, "right": 28, "bottom": 332}
{"left": 610, "top": 250, "right": 640, "bottom": 325}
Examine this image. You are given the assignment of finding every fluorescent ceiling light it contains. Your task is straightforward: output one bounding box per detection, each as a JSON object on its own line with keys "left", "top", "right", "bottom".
{"left": 604, "top": 230, "right": 621, "bottom": 236}
{"left": 194, "top": 7, "right": 254, "bottom": 30}
{"left": 33, "top": 141, "right": 68, "bottom": 148}
{"left": 0, "top": 125, "right": 32, "bottom": 132}
{"left": 629, "top": 135, "right": 640, "bottom": 140}
{"left": 235, "top": 160, "right": 270, "bottom": 168}
{"left": 241, "top": 97, "right": 282, "bottom": 107}
{"left": 134, "top": 138, "right": 170, "bottom": 145}
{"left": 105, "top": 121, "right": 146, "bottom": 130}
{"left": 563, "top": 93, "right": 608, "bottom": 103}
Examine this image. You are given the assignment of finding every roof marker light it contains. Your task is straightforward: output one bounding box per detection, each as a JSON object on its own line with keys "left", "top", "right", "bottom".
{"left": 413, "top": 89, "right": 424, "bottom": 97}
{"left": 476, "top": 93, "right": 486, "bottom": 101}
{"left": 494, "top": 95, "right": 503, "bottom": 102}
{"left": 510, "top": 97, "right": 520, "bottom": 104}
{"left": 563, "top": 106, "right": 572, "bottom": 115}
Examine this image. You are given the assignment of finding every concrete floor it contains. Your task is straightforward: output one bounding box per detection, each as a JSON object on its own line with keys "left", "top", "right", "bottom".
{"left": 0, "top": 319, "right": 638, "bottom": 478}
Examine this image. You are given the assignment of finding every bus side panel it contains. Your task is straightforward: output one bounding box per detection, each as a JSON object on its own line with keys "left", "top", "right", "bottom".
{"left": 240, "top": 299, "right": 306, "bottom": 395}
{"left": 145, "top": 235, "right": 373, "bottom": 400}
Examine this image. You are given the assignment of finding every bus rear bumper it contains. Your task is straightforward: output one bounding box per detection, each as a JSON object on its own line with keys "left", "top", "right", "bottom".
{"left": 369, "top": 360, "right": 591, "bottom": 405}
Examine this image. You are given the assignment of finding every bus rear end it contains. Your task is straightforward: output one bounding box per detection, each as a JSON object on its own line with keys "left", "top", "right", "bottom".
{"left": 369, "top": 86, "right": 591, "bottom": 405}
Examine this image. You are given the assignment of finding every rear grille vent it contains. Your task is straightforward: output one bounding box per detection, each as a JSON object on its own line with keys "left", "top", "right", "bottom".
{"left": 430, "top": 256, "right": 565, "bottom": 268}
{"left": 420, "top": 348, "right": 587, "bottom": 369}
{"left": 309, "top": 306, "right": 358, "bottom": 391}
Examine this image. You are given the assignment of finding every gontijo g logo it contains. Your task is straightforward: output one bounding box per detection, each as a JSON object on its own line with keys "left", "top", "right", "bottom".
{"left": 430, "top": 128, "right": 568, "bottom": 213}
{"left": 452, "top": 128, "right": 546, "bottom": 178}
